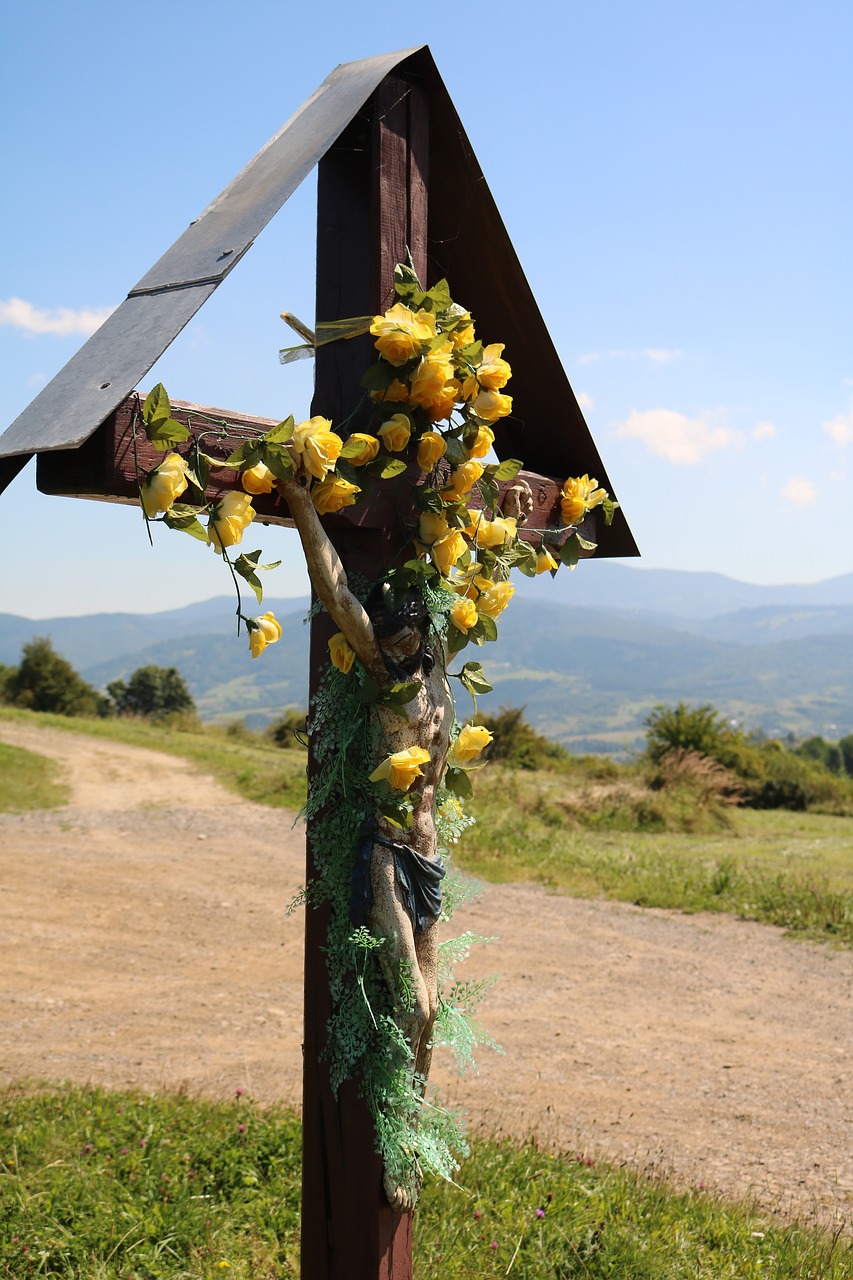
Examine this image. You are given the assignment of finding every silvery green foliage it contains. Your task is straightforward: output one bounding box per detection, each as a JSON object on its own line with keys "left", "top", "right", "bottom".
{"left": 303, "top": 591, "right": 495, "bottom": 1198}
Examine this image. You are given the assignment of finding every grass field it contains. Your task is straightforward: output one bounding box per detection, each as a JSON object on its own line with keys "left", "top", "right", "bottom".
{"left": 2, "top": 1086, "right": 850, "bottom": 1280}
{"left": 0, "top": 740, "right": 69, "bottom": 813}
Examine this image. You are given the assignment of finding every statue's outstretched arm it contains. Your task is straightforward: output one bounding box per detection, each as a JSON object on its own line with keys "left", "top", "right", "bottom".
{"left": 281, "top": 479, "right": 385, "bottom": 678}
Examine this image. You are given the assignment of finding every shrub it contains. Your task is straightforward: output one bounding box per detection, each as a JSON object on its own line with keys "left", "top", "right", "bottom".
{"left": 267, "top": 707, "right": 309, "bottom": 749}
{"left": 645, "top": 702, "right": 736, "bottom": 765}
{"left": 475, "top": 705, "right": 567, "bottom": 771}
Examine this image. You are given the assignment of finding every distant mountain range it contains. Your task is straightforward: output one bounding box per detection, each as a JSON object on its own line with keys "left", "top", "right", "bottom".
{"left": 3, "top": 564, "right": 853, "bottom": 752}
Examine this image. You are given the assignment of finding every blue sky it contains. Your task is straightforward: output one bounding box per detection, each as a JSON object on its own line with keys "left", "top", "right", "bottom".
{"left": 2, "top": 1, "right": 852, "bottom": 618}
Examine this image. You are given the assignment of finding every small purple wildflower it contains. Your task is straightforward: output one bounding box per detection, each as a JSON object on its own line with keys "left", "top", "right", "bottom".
{"left": 490, "top": 1241, "right": 498, "bottom": 1250}
{"left": 139, "top": 1139, "right": 146, "bottom": 1148}
{"left": 536, "top": 1208, "right": 546, "bottom": 1219}
{"left": 473, "top": 1209, "right": 481, "bottom": 1220}
{"left": 235, "top": 1088, "right": 245, "bottom": 1097}
{"left": 237, "top": 1123, "right": 247, "bottom": 1135}
{"left": 121, "top": 1147, "right": 129, "bottom": 1155}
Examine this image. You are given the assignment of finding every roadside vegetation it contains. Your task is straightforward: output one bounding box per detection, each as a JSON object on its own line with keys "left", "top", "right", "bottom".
{"left": 2, "top": 1085, "right": 850, "bottom": 1280}
{"left": 0, "top": 741, "right": 69, "bottom": 812}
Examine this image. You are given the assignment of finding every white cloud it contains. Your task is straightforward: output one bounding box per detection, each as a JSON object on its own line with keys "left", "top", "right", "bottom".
{"left": 615, "top": 408, "right": 745, "bottom": 465}
{"left": 576, "top": 391, "right": 594, "bottom": 413}
{"left": 752, "top": 420, "right": 777, "bottom": 441}
{"left": 642, "top": 348, "right": 683, "bottom": 365}
{"left": 823, "top": 409, "right": 853, "bottom": 446}
{"left": 780, "top": 477, "right": 818, "bottom": 507}
{"left": 0, "top": 297, "right": 114, "bottom": 337}
{"left": 577, "top": 348, "right": 682, "bottom": 366}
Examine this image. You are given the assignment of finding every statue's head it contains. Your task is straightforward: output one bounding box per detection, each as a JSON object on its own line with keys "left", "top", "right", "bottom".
{"left": 368, "top": 582, "right": 430, "bottom": 664}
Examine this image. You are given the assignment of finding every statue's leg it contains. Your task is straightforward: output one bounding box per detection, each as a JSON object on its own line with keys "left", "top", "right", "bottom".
{"left": 413, "top": 920, "right": 438, "bottom": 1085}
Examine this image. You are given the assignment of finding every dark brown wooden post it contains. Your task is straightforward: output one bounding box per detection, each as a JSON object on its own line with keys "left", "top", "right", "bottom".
{"left": 301, "top": 74, "right": 429, "bottom": 1280}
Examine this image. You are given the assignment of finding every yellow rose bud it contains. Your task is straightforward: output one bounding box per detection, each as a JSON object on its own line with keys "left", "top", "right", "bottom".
{"left": 477, "top": 581, "right": 515, "bottom": 618}
{"left": 311, "top": 476, "right": 361, "bottom": 515}
{"left": 418, "top": 509, "right": 449, "bottom": 546}
{"left": 370, "top": 378, "right": 410, "bottom": 404}
{"left": 291, "top": 416, "right": 343, "bottom": 481}
{"left": 248, "top": 611, "right": 282, "bottom": 659}
{"left": 369, "top": 746, "right": 432, "bottom": 791}
{"left": 472, "top": 388, "right": 513, "bottom": 423}
{"left": 370, "top": 303, "right": 436, "bottom": 366}
{"left": 477, "top": 343, "right": 512, "bottom": 390}
{"left": 466, "top": 425, "right": 495, "bottom": 459}
{"left": 560, "top": 474, "right": 609, "bottom": 526}
{"left": 377, "top": 413, "right": 411, "bottom": 453}
{"left": 535, "top": 546, "right": 559, "bottom": 575}
{"left": 417, "top": 431, "right": 447, "bottom": 470}
{"left": 449, "top": 723, "right": 493, "bottom": 766}
{"left": 431, "top": 528, "right": 469, "bottom": 577}
{"left": 409, "top": 343, "right": 456, "bottom": 414}
{"left": 441, "top": 460, "right": 484, "bottom": 500}
{"left": 450, "top": 596, "right": 478, "bottom": 633}
{"left": 328, "top": 631, "right": 355, "bottom": 674}
{"left": 449, "top": 316, "right": 475, "bottom": 349}
{"left": 471, "top": 514, "right": 517, "bottom": 549}
{"left": 342, "top": 433, "right": 380, "bottom": 466}
{"left": 207, "top": 490, "right": 255, "bottom": 552}
{"left": 140, "top": 452, "right": 188, "bottom": 517}
{"left": 241, "top": 461, "right": 276, "bottom": 495}
{"left": 424, "top": 378, "right": 462, "bottom": 423}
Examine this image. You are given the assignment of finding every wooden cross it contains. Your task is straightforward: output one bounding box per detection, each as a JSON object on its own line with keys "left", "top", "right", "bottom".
{"left": 5, "top": 50, "right": 634, "bottom": 1280}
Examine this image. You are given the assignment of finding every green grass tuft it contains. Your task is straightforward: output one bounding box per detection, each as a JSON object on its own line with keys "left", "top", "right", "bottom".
{"left": 0, "top": 741, "right": 69, "bottom": 813}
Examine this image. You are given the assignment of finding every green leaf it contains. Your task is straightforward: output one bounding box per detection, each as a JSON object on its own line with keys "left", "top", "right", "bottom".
{"left": 456, "top": 661, "right": 494, "bottom": 697}
{"left": 423, "top": 278, "right": 452, "bottom": 312}
{"left": 378, "top": 457, "right": 407, "bottom": 480}
{"left": 455, "top": 339, "right": 483, "bottom": 365}
{"left": 477, "top": 614, "right": 499, "bottom": 643}
{"left": 340, "top": 435, "right": 371, "bottom": 459}
{"left": 444, "top": 436, "right": 468, "bottom": 466}
{"left": 379, "top": 680, "right": 421, "bottom": 710}
{"left": 357, "top": 672, "right": 382, "bottom": 706}
{"left": 260, "top": 443, "right": 293, "bottom": 481}
{"left": 378, "top": 797, "right": 414, "bottom": 830}
{"left": 559, "top": 533, "right": 580, "bottom": 569}
{"left": 477, "top": 476, "right": 500, "bottom": 511}
{"left": 162, "top": 506, "right": 208, "bottom": 543}
{"left": 576, "top": 534, "right": 598, "bottom": 552}
{"left": 602, "top": 497, "right": 619, "bottom": 526}
{"left": 510, "top": 540, "right": 538, "bottom": 577}
{"left": 444, "top": 766, "right": 473, "bottom": 800}
{"left": 146, "top": 417, "right": 190, "bottom": 450}
{"left": 415, "top": 485, "right": 444, "bottom": 513}
{"left": 394, "top": 260, "right": 423, "bottom": 299}
{"left": 263, "top": 416, "right": 295, "bottom": 444}
{"left": 233, "top": 550, "right": 282, "bottom": 604}
{"left": 493, "top": 458, "right": 523, "bottom": 482}
{"left": 360, "top": 360, "right": 398, "bottom": 391}
{"left": 446, "top": 622, "right": 469, "bottom": 653}
{"left": 142, "top": 383, "right": 171, "bottom": 426}
{"left": 224, "top": 440, "right": 263, "bottom": 468}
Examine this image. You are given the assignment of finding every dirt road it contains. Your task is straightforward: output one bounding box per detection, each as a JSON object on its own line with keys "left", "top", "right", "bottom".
{"left": 1, "top": 720, "right": 851, "bottom": 1227}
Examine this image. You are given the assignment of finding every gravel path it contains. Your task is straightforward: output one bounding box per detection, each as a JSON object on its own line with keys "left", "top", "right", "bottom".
{"left": 1, "top": 720, "right": 851, "bottom": 1228}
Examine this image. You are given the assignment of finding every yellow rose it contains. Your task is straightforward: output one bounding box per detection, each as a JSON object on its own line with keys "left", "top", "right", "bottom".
{"left": 417, "top": 509, "right": 449, "bottom": 546}
{"left": 449, "top": 316, "right": 475, "bottom": 349}
{"left": 241, "top": 461, "right": 276, "bottom": 495}
{"left": 477, "top": 343, "right": 512, "bottom": 390}
{"left": 417, "top": 431, "right": 447, "bottom": 470}
{"left": 477, "top": 581, "right": 515, "bottom": 618}
{"left": 431, "top": 528, "right": 469, "bottom": 576}
{"left": 535, "top": 546, "right": 559, "bottom": 575}
{"left": 369, "top": 746, "right": 432, "bottom": 791}
{"left": 328, "top": 631, "right": 355, "bottom": 674}
{"left": 450, "top": 564, "right": 493, "bottom": 598}
{"left": 472, "top": 388, "right": 513, "bottom": 423}
{"left": 471, "top": 514, "right": 517, "bottom": 549}
{"left": 370, "top": 378, "right": 410, "bottom": 404}
{"left": 377, "top": 413, "right": 411, "bottom": 453}
{"left": 425, "top": 378, "right": 462, "bottom": 423}
{"left": 560, "top": 474, "right": 609, "bottom": 526}
{"left": 140, "top": 452, "right": 188, "bottom": 517}
{"left": 311, "top": 476, "right": 361, "bottom": 515}
{"left": 343, "top": 433, "right": 380, "bottom": 466}
{"left": 466, "top": 425, "right": 495, "bottom": 459}
{"left": 441, "top": 460, "right": 484, "bottom": 500}
{"left": 291, "top": 416, "right": 343, "bottom": 481}
{"left": 449, "top": 724, "right": 493, "bottom": 766}
{"left": 207, "top": 490, "right": 255, "bottom": 552}
{"left": 248, "top": 611, "right": 282, "bottom": 658}
{"left": 370, "top": 303, "right": 436, "bottom": 366}
{"left": 449, "top": 596, "right": 478, "bottom": 633}
{"left": 408, "top": 343, "right": 457, "bottom": 415}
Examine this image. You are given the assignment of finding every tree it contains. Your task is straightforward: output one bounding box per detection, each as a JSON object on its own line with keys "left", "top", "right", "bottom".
{"left": 107, "top": 665, "right": 195, "bottom": 719}
{"left": 6, "top": 637, "right": 103, "bottom": 717}
{"left": 475, "top": 705, "right": 567, "bottom": 771}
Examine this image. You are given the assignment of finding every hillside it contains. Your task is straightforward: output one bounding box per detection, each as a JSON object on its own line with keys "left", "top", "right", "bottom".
{"left": 4, "top": 566, "right": 853, "bottom": 747}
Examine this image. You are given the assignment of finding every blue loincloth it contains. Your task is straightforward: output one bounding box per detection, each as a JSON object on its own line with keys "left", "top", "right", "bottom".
{"left": 350, "top": 821, "right": 445, "bottom": 936}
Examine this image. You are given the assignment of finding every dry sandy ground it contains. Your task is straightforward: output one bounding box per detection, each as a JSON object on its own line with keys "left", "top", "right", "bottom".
{"left": 1, "top": 720, "right": 851, "bottom": 1229}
